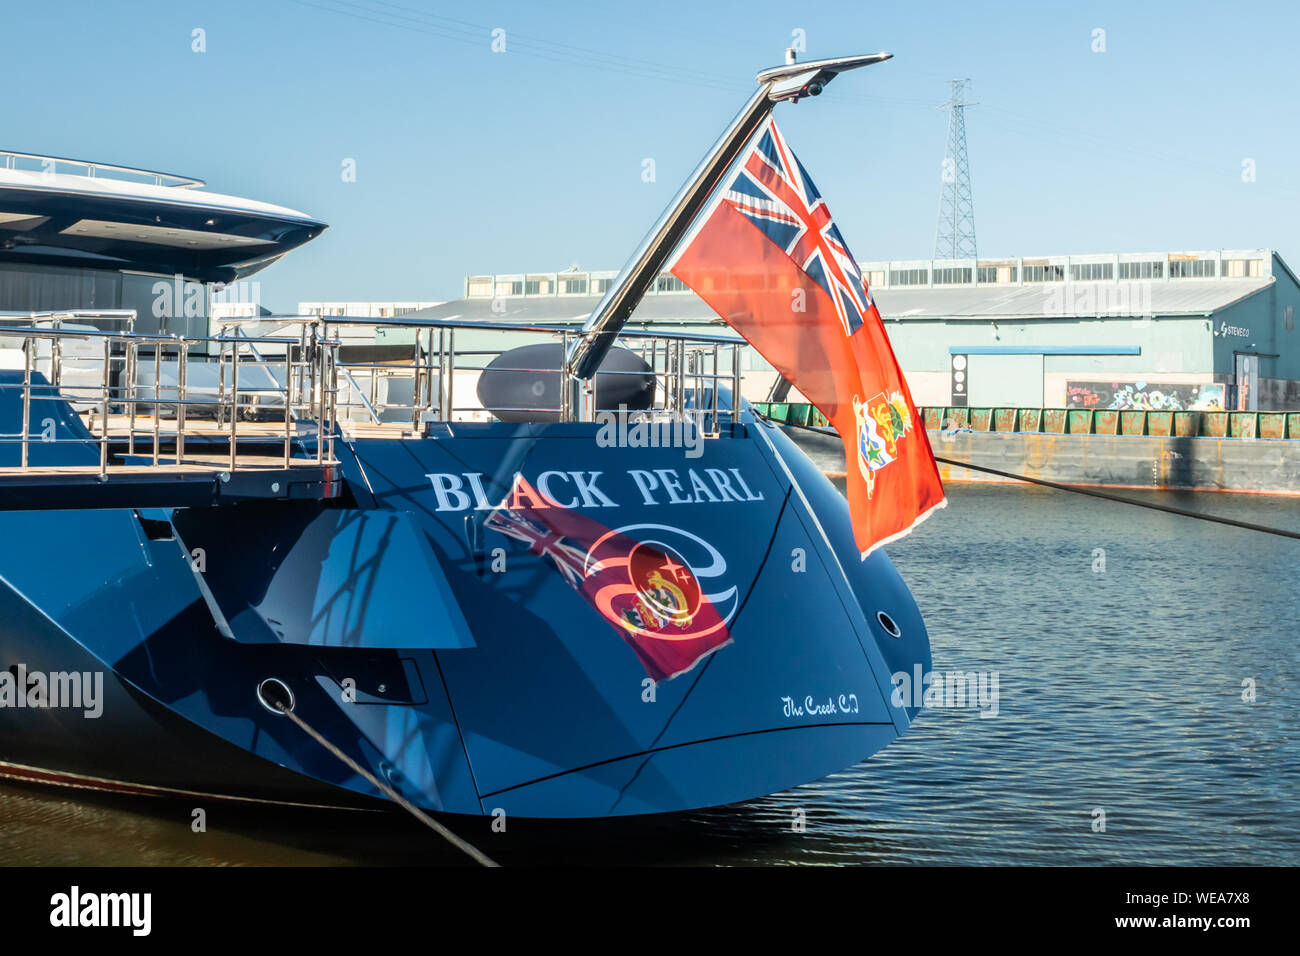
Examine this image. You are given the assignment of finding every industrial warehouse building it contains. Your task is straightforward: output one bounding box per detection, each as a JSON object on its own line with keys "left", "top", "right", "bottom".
{"left": 402, "top": 247, "right": 1300, "bottom": 411}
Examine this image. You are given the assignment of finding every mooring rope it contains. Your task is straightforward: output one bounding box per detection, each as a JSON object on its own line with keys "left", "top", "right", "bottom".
{"left": 931, "top": 454, "right": 1300, "bottom": 541}
{"left": 763, "top": 417, "right": 1300, "bottom": 542}
{"left": 270, "top": 699, "right": 500, "bottom": 867}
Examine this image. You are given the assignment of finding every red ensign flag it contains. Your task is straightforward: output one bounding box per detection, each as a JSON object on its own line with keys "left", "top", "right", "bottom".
{"left": 671, "top": 118, "right": 945, "bottom": 556}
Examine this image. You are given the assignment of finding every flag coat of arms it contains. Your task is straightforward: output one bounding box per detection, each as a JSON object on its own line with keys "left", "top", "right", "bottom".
{"left": 670, "top": 118, "right": 946, "bottom": 556}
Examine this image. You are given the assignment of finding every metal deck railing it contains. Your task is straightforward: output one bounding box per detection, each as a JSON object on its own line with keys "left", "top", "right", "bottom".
{"left": 0, "top": 150, "right": 205, "bottom": 188}
{"left": 0, "top": 320, "right": 338, "bottom": 479}
{"left": 0, "top": 309, "right": 753, "bottom": 483}
{"left": 215, "top": 314, "right": 750, "bottom": 432}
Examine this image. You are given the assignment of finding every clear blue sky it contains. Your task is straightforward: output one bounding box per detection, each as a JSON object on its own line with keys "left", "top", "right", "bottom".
{"left": 6, "top": 0, "right": 1298, "bottom": 309}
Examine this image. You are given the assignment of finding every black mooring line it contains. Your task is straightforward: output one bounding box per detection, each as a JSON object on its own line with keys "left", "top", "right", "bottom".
{"left": 762, "top": 415, "right": 1300, "bottom": 543}
{"left": 931, "top": 455, "right": 1300, "bottom": 541}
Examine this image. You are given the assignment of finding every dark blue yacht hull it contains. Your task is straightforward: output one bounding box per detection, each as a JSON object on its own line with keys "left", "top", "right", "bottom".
{"left": 0, "top": 390, "right": 931, "bottom": 818}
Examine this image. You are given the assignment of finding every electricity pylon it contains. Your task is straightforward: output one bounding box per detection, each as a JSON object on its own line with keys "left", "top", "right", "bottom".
{"left": 934, "top": 78, "right": 978, "bottom": 261}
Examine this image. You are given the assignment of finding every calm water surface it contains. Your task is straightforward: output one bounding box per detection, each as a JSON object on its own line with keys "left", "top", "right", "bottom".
{"left": 2, "top": 483, "right": 1296, "bottom": 865}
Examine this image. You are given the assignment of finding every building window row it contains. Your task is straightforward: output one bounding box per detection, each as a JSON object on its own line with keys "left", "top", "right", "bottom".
{"left": 1070, "top": 262, "right": 1113, "bottom": 281}
{"left": 1169, "top": 259, "right": 1216, "bottom": 278}
{"left": 1224, "top": 258, "right": 1265, "bottom": 278}
{"left": 1022, "top": 264, "right": 1065, "bottom": 282}
{"left": 977, "top": 265, "right": 1017, "bottom": 283}
{"left": 889, "top": 268, "right": 929, "bottom": 286}
{"left": 472, "top": 253, "right": 1267, "bottom": 299}
{"left": 1117, "top": 261, "right": 1163, "bottom": 280}
{"left": 470, "top": 273, "right": 668, "bottom": 297}
{"left": 933, "top": 267, "right": 972, "bottom": 285}
{"left": 655, "top": 275, "right": 689, "bottom": 293}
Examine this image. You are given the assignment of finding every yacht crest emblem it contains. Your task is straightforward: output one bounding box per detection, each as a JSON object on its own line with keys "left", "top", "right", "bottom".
{"left": 626, "top": 542, "right": 702, "bottom": 630}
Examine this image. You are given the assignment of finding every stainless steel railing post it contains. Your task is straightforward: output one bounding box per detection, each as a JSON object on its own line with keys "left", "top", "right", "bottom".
{"left": 674, "top": 339, "right": 686, "bottom": 413}
{"left": 438, "top": 330, "right": 455, "bottom": 420}
{"left": 424, "top": 328, "right": 435, "bottom": 421}
{"left": 316, "top": 332, "right": 327, "bottom": 464}
{"left": 652, "top": 339, "right": 661, "bottom": 408}
{"left": 327, "top": 337, "right": 337, "bottom": 464}
{"left": 99, "top": 338, "right": 110, "bottom": 479}
{"left": 411, "top": 333, "right": 424, "bottom": 429}
{"left": 368, "top": 357, "right": 378, "bottom": 416}
{"left": 230, "top": 336, "right": 240, "bottom": 471}
{"left": 731, "top": 344, "right": 742, "bottom": 420}
{"left": 309, "top": 326, "right": 320, "bottom": 447}
{"left": 20, "top": 338, "right": 31, "bottom": 469}
{"left": 216, "top": 325, "right": 227, "bottom": 428}
{"left": 126, "top": 339, "right": 137, "bottom": 456}
{"left": 152, "top": 346, "right": 161, "bottom": 465}
{"left": 177, "top": 341, "right": 188, "bottom": 466}
{"left": 284, "top": 345, "right": 292, "bottom": 467}
{"left": 710, "top": 344, "right": 720, "bottom": 433}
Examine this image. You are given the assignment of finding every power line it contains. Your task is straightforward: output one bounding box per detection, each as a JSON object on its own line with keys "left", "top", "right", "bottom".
{"left": 285, "top": 0, "right": 942, "bottom": 110}
{"left": 283, "top": 0, "right": 751, "bottom": 94}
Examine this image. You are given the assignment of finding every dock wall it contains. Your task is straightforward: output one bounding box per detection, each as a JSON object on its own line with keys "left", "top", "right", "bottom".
{"left": 764, "top": 405, "right": 1300, "bottom": 495}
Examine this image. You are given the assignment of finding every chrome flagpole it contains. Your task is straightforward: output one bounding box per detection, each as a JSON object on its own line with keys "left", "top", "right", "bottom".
{"left": 562, "top": 50, "right": 893, "bottom": 420}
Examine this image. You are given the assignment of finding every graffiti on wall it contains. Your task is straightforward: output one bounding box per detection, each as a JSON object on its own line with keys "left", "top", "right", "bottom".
{"left": 1065, "top": 381, "right": 1226, "bottom": 411}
